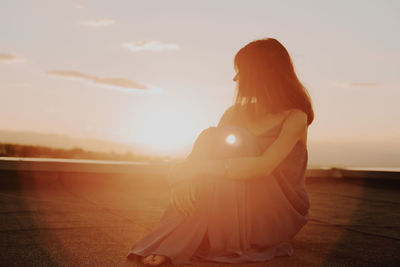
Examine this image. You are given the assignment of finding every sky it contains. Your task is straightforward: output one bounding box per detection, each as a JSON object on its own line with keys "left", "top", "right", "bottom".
{"left": 0, "top": 0, "right": 399, "bottom": 167}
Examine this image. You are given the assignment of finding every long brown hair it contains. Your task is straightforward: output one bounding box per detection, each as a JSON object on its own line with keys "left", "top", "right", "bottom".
{"left": 231, "top": 38, "right": 314, "bottom": 126}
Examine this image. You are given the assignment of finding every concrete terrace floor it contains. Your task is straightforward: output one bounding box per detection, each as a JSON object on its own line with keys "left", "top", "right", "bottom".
{"left": 0, "top": 170, "right": 399, "bottom": 267}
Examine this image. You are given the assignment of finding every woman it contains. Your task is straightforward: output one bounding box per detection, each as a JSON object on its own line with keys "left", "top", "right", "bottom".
{"left": 127, "top": 38, "right": 314, "bottom": 266}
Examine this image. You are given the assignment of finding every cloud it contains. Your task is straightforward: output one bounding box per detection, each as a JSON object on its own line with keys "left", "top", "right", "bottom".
{"left": 79, "top": 19, "right": 115, "bottom": 27}
{"left": 0, "top": 53, "right": 26, "bottom": 63}
{"left": 334, "top": 82, "right": 380, "bottom": 88}
{"left": 122, "top": 40, "right": 180, "bottom": 52}
{"left": 46, "top": 70, "right": 150, "bottom": 91}
{"left": 73, "top": 4, "right": 85, "bottom": 9}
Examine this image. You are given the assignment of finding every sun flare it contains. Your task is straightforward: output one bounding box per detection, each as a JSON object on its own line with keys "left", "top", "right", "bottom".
{"left": 226, "top": 134, "right": 236, "bottom": 145}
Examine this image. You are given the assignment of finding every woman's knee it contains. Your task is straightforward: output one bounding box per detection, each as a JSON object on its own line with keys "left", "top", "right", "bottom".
{"left": 199, "top": 126, "right": 219, "bottom": 137}
{"left": 190, "top": 127, "right": 221, "bottom": 158}
{"left": 195, "top": 127, "right": 220, "bottom": 145}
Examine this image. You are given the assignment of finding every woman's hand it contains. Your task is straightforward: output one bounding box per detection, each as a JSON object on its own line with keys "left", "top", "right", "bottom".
{"left": 170, "top": 182, "right": 197, "bottom": 217}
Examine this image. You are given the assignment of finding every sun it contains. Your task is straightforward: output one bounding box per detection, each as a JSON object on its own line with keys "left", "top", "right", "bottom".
{"left": 127, "top": 96, "right": 203, "bottom": 156}
{"left": 142, "top": 109, "right": 196, "bottom": 152}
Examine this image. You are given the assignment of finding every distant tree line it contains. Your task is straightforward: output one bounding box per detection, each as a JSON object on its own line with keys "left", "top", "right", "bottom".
{"left": 0, "top": 143, "right": 172, "bottom": 162}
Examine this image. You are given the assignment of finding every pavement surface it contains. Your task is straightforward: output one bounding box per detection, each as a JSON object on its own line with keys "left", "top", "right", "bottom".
{"left": 0, "top": 170, "right": 399, "bottom": 267}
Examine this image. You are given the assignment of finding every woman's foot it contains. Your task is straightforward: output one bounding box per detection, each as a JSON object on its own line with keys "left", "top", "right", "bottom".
{"left": 141, "top": 254, "right": 170, "bottom": 266}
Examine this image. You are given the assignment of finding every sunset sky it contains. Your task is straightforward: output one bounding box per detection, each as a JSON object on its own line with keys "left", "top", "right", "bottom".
{"left": 0, "top": 1, "right": 399, "bottom": 167}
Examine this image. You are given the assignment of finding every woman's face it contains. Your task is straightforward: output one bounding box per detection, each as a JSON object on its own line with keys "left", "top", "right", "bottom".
{"left": 233, "top": 64, "right": 239, "bottom": 82}
{"left": 233, "top": 73, "right": 239, "bottom": 82}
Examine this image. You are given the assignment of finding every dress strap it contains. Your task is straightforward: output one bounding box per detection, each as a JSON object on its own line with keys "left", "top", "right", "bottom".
{"left": 281, "top": 110, "right": 294, "bottom": 125}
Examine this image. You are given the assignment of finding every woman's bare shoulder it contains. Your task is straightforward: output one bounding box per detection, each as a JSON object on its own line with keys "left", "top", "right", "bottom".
{"left": 285, "top": 109, "right": 308, "bottom": 144}
{"left": 281, "top": 109, "right": 308, "bottom": 143}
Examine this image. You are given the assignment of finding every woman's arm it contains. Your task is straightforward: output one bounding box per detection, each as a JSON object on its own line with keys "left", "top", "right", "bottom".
{"left": 195, "top": 109, "right": 308, "bottom": 180}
